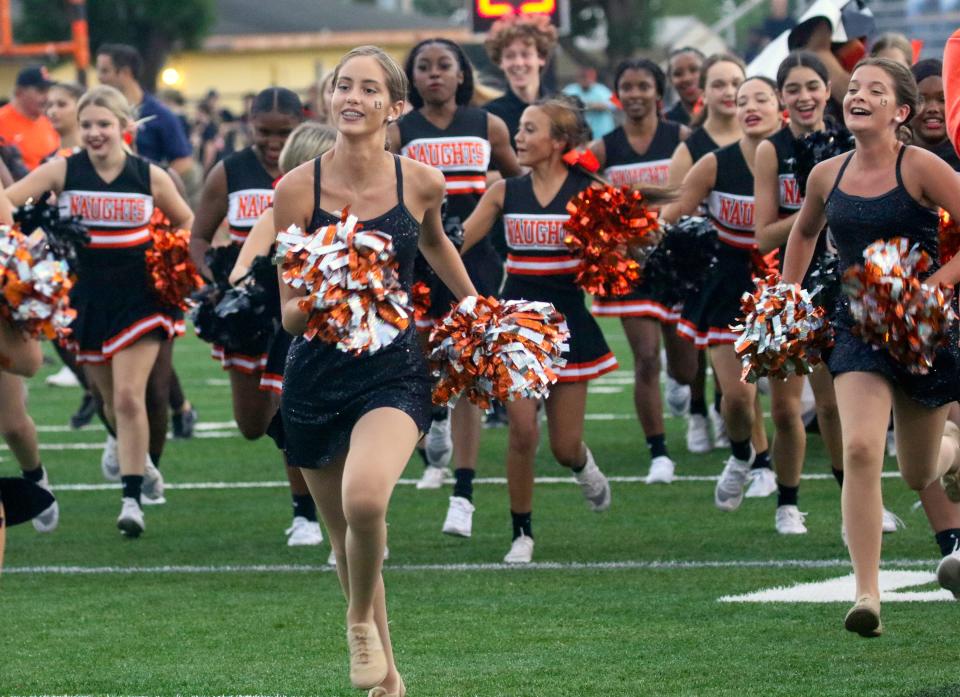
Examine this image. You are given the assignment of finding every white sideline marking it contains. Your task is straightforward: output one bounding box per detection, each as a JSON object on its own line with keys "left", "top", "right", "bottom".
{"left": 2, "top": 431, "right": 239, "bottom": 451}
{"left": 587, "top": 386, "right": 625, "bottom": 394}
{"left": 205, "top": 378, "right": 231, "bottom": 386}
{"left": 720, "top": 570, "right": 955, "bottom": 603}
{"left": 34, "top": 421, "right": 238, "bottom": 433}
{"left": 1, "top": 558, "right": 938, "bottom": 576}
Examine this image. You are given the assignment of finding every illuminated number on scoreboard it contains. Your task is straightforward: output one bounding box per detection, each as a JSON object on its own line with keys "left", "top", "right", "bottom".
{"left": 471, "top": 0, "right": 567, "bottom": 33}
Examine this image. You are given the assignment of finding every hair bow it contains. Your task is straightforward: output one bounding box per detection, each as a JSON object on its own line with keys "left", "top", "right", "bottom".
{"left": 562, "top": 149, "right": 600, "bottom": 173}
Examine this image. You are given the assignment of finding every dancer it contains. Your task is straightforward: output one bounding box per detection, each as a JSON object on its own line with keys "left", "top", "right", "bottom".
{"left": 7, "top": 86, "right": 193, "bottom": 536}
{"left": 461, "top": 95, "right": 617, "bottom": 564}
{"left": 664, "top": 47, "right": 704, "bottom": 126}
{"left": 587, "top": 58, "right": 696, "bottom": 484}
{"left": 389, "top": 37, "right": 521, "bottom": 534}
{"left": 190, "top": 87, "right": 318, "bottom": 546}
{"left": 782, "top": 57, "right": 960, "bottom": 635}
{"left": 276, "top": 46, "right": 474, "bottom": 696}
{"left": 664, "top": 76, "right": 781, "bottom": 512}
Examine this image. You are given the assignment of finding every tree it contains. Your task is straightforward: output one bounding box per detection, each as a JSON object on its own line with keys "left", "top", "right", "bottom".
{"left": 16, "top": 0, "right": 216, "bottom": 91}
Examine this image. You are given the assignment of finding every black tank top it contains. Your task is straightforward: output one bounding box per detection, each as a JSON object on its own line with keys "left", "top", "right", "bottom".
{"left": 685, "top": 127, "right": 719, "bottom": 164}
{"left": 767, "top": 127, "right": 804, "bottom": 217}
{"left": 59, "top": 150, "right": 154, "bottom": 260}
{"left": 707, "top": 142, "right": 756, "bottom": 250}
{"left": 601, "top": 121, "right": 681, "bottom": 187}
{"left": 397, "top": 107, "right": 490, "bottom": 222}
{"left": 223, "top": 146, "right": 274, "bottom": 244}
{"left": 502, "top": 168, "right": 593, "bottom": 290}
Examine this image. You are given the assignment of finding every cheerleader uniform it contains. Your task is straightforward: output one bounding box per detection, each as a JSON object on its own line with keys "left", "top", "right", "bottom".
{"left": 591, "top": 121, "right": 682, "bottom": 320}
{"left": 280, "top": 156, "right": 433, "bottom": 468}
{"left": 59, "top": 151, "right": 177, "bottom": 363}
{"left": 685, "top": 127, "right": 719, "bottom": 165}
{"left": 501, "top": 169, "right": 618, "bottom": 381}
{"left": 398, "top": 107, "right": 502, "bottom": 326}
{"left": 209, "top": 147, "right": 286, "bottom": 388}
{"left": 826, "top": 146, "right": 960, "bottom": 407}
{"left": 677, "top": 142, "right": 757, "bottom": 348}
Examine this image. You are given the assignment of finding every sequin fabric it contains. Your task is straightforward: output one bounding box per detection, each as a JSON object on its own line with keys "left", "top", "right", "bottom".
{"left": 825, "top": 148, "right": 960, "bottom": 407}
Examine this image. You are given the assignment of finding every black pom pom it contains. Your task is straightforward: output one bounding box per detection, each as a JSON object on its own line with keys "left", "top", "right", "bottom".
{"left": 13, "top": 194, "right": 90, "bottom": 267}
{"left": 786, "top": 126, "right": 855, "bottom": 198}
{"left": 643, "top": 216, "right": 720, "bottom": 306}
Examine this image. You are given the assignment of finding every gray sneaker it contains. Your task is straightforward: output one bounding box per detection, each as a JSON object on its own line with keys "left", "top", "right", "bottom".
{"left": 141, "top": 457, "right": 166, "bottom": 505}
{"left": 714, "top": 450, "right": 754, "bottom": 512}
{"left": 31, "top": 468, "right": 59, "bottom": 533}
{"left": 574, "top": 448, "right": 611, "bottom": 512}
{"left": 937, "top": 548, "right": 960, "bottom": 599}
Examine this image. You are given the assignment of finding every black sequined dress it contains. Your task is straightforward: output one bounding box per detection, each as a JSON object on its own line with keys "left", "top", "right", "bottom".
{"left": 279, "top": 156, "right": 434, "bottom": 468}
{"left": 826, "top": 146, "right": 960, "bottom": 407}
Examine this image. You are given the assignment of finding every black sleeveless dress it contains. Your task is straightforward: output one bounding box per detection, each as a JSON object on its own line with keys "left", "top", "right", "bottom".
{"left": 591, "top": 121, "right": 682, "bottom": 321}
{"left": 280, "top": 155, "right": 434, "bottom": 468}
{"left": 825, "top": 146, "right": 960, "bottom": 407}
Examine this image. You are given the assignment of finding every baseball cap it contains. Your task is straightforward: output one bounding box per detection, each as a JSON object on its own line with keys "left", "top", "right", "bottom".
{"left": 15, "top": 65, "right": 54, "bottom": 89}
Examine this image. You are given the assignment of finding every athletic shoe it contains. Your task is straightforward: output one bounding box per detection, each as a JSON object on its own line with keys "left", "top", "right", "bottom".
{"left": 709, "top": 405, "right": 730, "bottom": 449}
{"left": 69, "top": 392, "right": 96, "bottom": 429}
{"left": 31, "top": 469, "right": 59, "bottom": 533}
{"left": 424, "top": 411, "right": 452, "bottom": 468}
{"left": 744, "top": 467, "right": 777, "bottom": 498}
{"left": 503, "top": 534, "right": 534, "bottom": 564}
{"left": 415, "top": 465, "right": 449, "bottom": 490}
{"left": 936, "top": 548, "right": 960, "bottom": 599}
{"left": 45, "top": 365, "right": 80, "bottom": 388}
{"left": 664, "top": 377, "right": 691, "bottom": 417}
{"left": 885, "top": 429, "right": 897, "bottom": 458}
{"left": 347, "top": 622, "right": 388, "bottom": 689}
{"left": 685, "top": 414, "right": 712, "bottom": 454}
{"left": 171, "top": 406, "right": 198, "bottom": 439}
{"left": 285, "top": 516, "right": 324, "bottom": 546}
{"left": 844, "top": 595, "right": 882, "bottom": 637}
{"left": 141, "top": 457, "right": 166, "bottom": 505}
{"left": 881, "top": 508, "right": 904, "bottom": 533}
{"left": 645, "top": 455, "right": 675, "bottom": 484}
{"left": 714, "top": 449, "right": 754, "bottom": 512}
{"left": 441, "top": 496, "right": 474, "bottom": 537}
{"left": 100, "top": 435, "right": 120, "bottom": 482}
{"left": 775, "top": 505, "right": 808, "bottom": 535}
{"left": 116, "top": 497, "right": 144, "bottom": 537}
{"left": 574, "top": 449, "right": 611, "bottom": 512}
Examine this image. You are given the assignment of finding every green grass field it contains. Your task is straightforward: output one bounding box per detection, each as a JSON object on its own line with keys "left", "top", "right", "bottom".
{"left": 2, "top": 321, "right": 958, "bottom": 697}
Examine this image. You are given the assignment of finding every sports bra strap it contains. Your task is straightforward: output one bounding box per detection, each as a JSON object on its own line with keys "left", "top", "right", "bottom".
{"left": 392, "top": 154, "right": 403, "bottom": 202}
{"left": 894, "top": 144, "right": 907, "bottom": 188}
{"left": 829, "top": 151, "right": 856, "bottom": 196}
{"left": 313, "top": 156, "right": 323, "bottom": 217}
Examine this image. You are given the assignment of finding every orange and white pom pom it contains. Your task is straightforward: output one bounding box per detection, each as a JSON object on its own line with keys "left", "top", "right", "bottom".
{"left": 428, "top": 295, "right": 569, "bottom": 408}
{"left": 145, "top": 212, "right": 205, "bottom": 310}
{"left": 939, "top": 209, "right": 960, "bottom": 265}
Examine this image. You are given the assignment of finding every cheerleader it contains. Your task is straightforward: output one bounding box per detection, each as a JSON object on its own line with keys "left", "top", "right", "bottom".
{"left": 910, "top": 59, "right": 960, "bottom": 171}
{"left": 663, "top": 76, "right": 781, "bottom": 512}
{"left": 387, "top": 37, "right": 521, "bottom": 535}
{"left": 586, "top": 58, "right": 695, "bottom": 484}
{"left": 782, "top": 58, "right": 960, "bottom": 635}
{"left": 461, "top": 96, "right": 617, "bottom": 564}
{"left": 664, "top": 47, "right": 704, "bottom": 127}
{"left": 276, "top": 46, "right": 475, "bottom": 696}
{"left": 190, "top": 88, "right": 318, "bottom": 546}
{"left": 7, "top": 86, "right": 193, "bottom": 536}
{"left": 0, "top": 187, "right": 58, "bottom": 534}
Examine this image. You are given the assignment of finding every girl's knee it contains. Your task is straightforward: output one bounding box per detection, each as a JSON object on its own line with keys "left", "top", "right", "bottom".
{"left": 901, "top": 468, "right": 935, "bottom": 492}
{"left": 343, "top": 492, "right": 387, "bottom": 531}
{"left": 112, "top": 386, "right": 145, "bottom": 420}
{"left": 550, "top": 440, "right": 584, "bottom": 468}
{"left": 770, "top": 397, "right": 801, "bottom": 430}
{"left": 843, "top": 436, "right": 884, "bottom": 469}
{"left": 508, "top": 419, "right": 539, "bottom": 456}
{"left": 633, "top": 347, "right": 660, "bottom": 384}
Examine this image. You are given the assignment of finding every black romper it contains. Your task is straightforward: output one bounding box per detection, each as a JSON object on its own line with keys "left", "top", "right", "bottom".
{"left": 591, "top": 121, "right": 683, "bottom": 321}
{"left": 500, "top": 169, "right": 618, "bottom": 382}
{"left": 826, "top": 146, "right": 960, "bottom": 407}
{"left": 280, "top": 156, "right": 434, "bottom": 468}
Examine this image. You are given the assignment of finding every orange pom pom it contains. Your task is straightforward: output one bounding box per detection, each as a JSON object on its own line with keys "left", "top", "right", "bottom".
{"left": 939, "top": 209, "right": 960, "bottom": 264}
{"left": 145, "top": 212, "right": 205, "bottom": 310}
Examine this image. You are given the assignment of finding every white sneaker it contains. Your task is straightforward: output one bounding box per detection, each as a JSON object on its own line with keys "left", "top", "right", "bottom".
{"left": 686, "top": 414, "right": 712, "bottom": 454}
{"left": 574, "top": 449, "right": 611, "bottom": 512}
{"left": 31, "top": 469, "right": 59, "bottom": 533}
{"left": 327, "top": 545, "right": 389, "bottom": 567}
{"left": 116, "top": 497, "right": 144, "bottom": 537}
{"left": 714, "top": 449, "right": 754, "bottom": 511}
{"left": 425, "top": 411, "right": 452, "bottom": 469}
{"left": 745, "top": 467, "right": 777, "bottom": 498}
{"left": 503, "top": 534, "right": 534, "bottom": 564}
{"left": 645, "top": 455, "right": 675, "bottom": 484}
{"left": 775, "top": 505, "right": 808, "bottom": 535}
{"left": 664, "top": 377, "right": 691, "bottom": 417}
{"left": 885, "top": 429, "right": 897, "bottom": 458}
{"left": 936, "top": 548, "right": 960, "bottom": 598}
{"left": 442, "top": 496, "right": 474, "bottom": 537}
{"left": 101, "top": 435, "right": 120, "bottom": 482}
{"left": 710, "top": 405, "right": 730, "bottom": 449}
{"left": 45, "top": 365, "right": 80, "bottom": 388}
{"left": 285, "top": 516, "right": 324, "bottom": 546}
{"left": 416, "top": 465, "right": 449, "bottom": 490}
{"left": 881, "top": 508, "right": 904, "bottom": 533}
{"left": 141, "top": 457, "right": 166, "bottom": 505}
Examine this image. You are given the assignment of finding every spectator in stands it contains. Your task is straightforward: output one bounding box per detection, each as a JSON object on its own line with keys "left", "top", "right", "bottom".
{"left": 871, "top": 32, "right": 914, "bottom": 66}
{"left": 95, "top": 44, "right": 193, "bottom": 177}
{"left": 0, "top": 65, "right": 59, "bottom": 171}
{"left": 563, "top": 66, "right": 617, "bottom": 138}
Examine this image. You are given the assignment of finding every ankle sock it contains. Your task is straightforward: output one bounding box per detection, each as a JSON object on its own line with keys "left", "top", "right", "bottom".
{"left": 690, "top": 397, "right": 708, "bottom": 417}
{"left": 832, "top": 468, "right": 844, "bottom": 487}
{"left": 646, "top": 434, "right": 668, "bottom": 459}
{"left": 22, "top": 465, "right": 43, "bottom": 483}
{"left": 292, "top": 493, "right": 317, "bottom": 522}
{"left": 752, "top": 449, "right": 772, "bottom": 470}
{"left": 935, "top": 528, "right": 960, "bottom": 556}
{"left": 511, "top": 511, "right": 532, "bottom": 540}
{"left": 777, "top": 484, "right": 799, "bottom": 507}
{"left": 453, "top": 468, "right": 475, "bottom": 502}
{"left": 730, "top": 438, "right": 751, "bottom": 462}
{"left": 121, "top": 474, "right": 143, "bottom": 503}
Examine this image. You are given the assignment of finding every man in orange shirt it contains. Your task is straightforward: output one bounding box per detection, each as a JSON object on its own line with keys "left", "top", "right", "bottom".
{"left": 945, "top": 29, "right": 960, "bottom": 154}
{"left": 0, "top": 65, "right": 59, "bottom": 171}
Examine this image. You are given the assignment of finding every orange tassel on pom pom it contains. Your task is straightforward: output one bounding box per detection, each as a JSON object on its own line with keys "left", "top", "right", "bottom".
{"left": 939, "top": 209, "right": 960, "bottom": 264}
{"left": 145, "top": 211, "right": 205, "bottom": 310}
{"left": 0, "top": 226, "right": 75, "bottom": 339}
